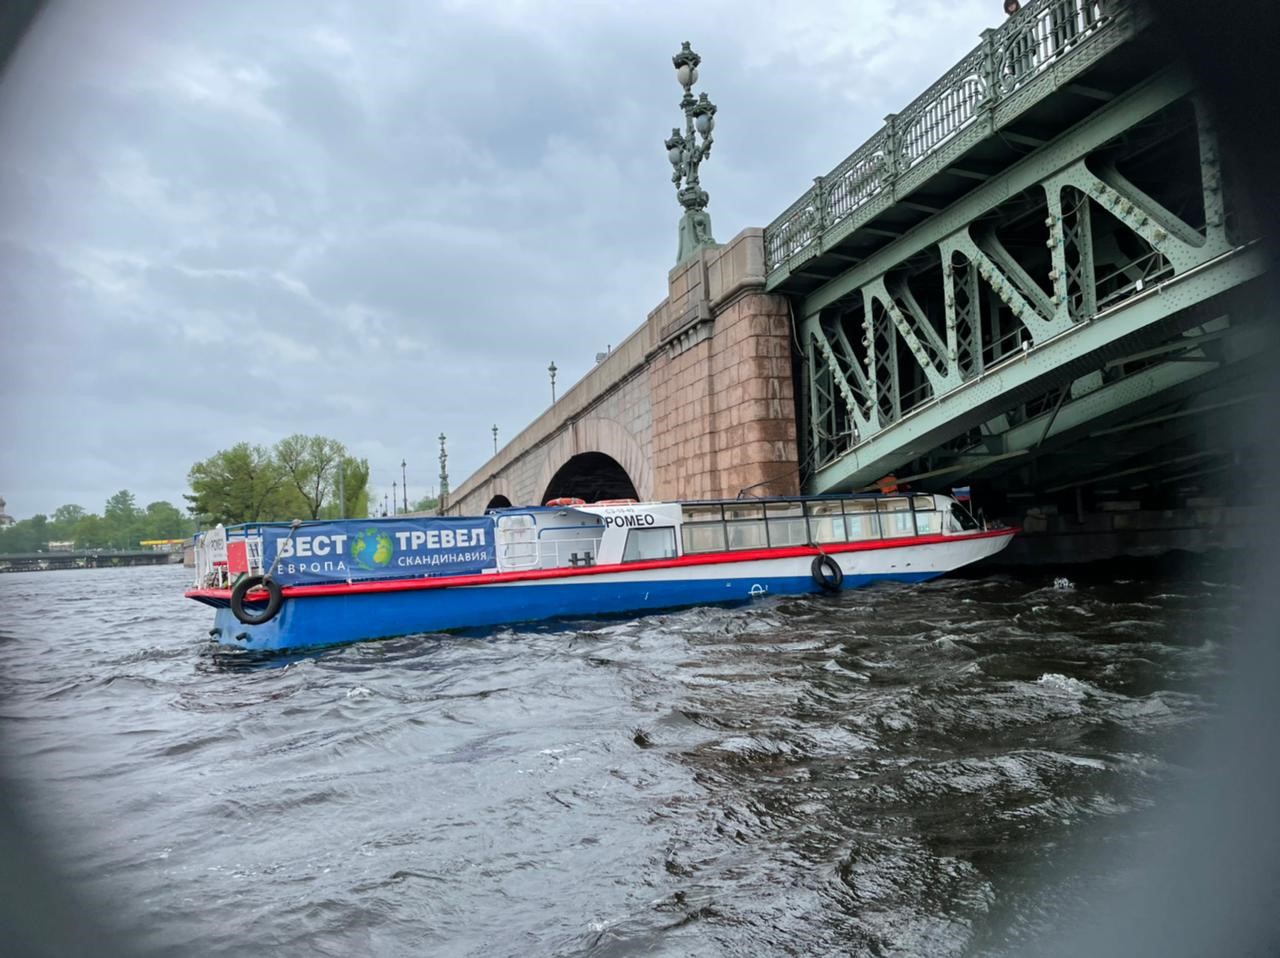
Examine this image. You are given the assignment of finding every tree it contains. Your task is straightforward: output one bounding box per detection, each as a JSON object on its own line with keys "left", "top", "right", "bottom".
{"left": 72, "top": 514, "right": 108, "bottom": 549}
{"left": 102, "top": 489, "right": 141, "bottom": 548}
{"left": 186, "top": 437, "right": 369, "bottom": 525}
{"left": 0, "top": 494, "right": 192, "bottom": 553}
{"left": 104, "top": 490, "right": 138, "bottom": 522}
{"left": 0, "top": 514, "right": 48, "bottom": 553}
{"left": 48, "top": 504, "right": 87, "bottom": 543}
{"left": 275, "top": 434, "right": 345, "bottom": 520}
{"left": 142, "top": 501, "right": 194, "bottom": 540}
{"left": 333, "top": 455, "right": 369, "bottom": 519}
{"left": 187, "top": 443, "right": 288, "bottom": 526}
{"left": 52, "top": 504, "right": 86, "bottom": 526}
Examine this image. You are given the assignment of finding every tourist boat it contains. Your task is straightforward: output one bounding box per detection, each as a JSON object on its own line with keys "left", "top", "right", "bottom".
{"left": 186, "top": 494, "right": 1015, "bottom": 653}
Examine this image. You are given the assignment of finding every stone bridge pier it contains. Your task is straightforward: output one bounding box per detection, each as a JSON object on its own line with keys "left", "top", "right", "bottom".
{"left": 446, "top": 229, "right": 800, "bottom": 514}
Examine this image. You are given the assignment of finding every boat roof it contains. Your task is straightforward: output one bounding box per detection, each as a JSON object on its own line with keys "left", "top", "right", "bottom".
{"left": 209, "top": 491, "right": 947, "bottom": 534}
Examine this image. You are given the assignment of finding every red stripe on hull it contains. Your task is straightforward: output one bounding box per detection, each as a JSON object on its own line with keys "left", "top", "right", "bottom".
{"left": 185, "top": 527, "right": 1017, "bottom": 604}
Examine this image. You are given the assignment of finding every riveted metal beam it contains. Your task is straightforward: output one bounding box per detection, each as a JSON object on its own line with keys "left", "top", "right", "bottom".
{"left": 942, "top": 321, "right": 1264, "bottom": 468}
{"left": 1065, "top": 83, "right": 1116, "bottom": 101}
{"left": 809, "top": 243, "right": 1266, "bottom": 491}
{"left": 1002, "top": 131, "right": 1047, "bottom": 147}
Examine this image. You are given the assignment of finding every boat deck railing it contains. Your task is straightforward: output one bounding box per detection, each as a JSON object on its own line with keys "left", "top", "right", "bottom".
{"left": 500, "top": 534, "right": 605, "bottom": 571}
{"left": 192, "top": 528, "right": 266, "bottom": 589}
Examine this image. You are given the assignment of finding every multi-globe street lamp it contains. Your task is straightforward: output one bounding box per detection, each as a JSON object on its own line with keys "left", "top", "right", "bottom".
{"left": 548, "top": 361, "right": 558, "bottom": 403}
{"left": 665, "top": 41, "right": 718, "bottom": 264}
{"left": 438, "top": 433, "right": 449, "bottom": 513}
{"left": 401, "top": 458, "right": 408, "bottom": 512}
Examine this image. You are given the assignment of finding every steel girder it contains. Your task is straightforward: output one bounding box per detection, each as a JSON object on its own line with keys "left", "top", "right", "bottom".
{"left": 797, "top": 69, "right": 1263, "bottom": 493}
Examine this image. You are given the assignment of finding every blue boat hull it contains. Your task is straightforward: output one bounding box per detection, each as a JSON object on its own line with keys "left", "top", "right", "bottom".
{"left": 208, "top": 570, "right": 939, "bottom": 653}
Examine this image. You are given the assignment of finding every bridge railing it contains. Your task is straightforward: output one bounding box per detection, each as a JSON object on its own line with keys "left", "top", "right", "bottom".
{"left": 764, "top": 0, "right": 1122, "bottom": 275}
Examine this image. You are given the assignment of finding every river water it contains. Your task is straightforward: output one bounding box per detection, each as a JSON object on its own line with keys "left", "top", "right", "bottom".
{"left": 0, "top": 560, "right": 1243, "bottom": 956}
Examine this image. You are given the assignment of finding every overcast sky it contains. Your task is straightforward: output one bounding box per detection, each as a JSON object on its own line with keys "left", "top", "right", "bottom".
{"left": 0, "top": 0, "right": 996, "bottom": 519}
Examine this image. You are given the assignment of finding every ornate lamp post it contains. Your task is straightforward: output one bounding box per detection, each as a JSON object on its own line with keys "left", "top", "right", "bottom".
{"left": 382, "top": 493, "right": 389, "bottom": 517}
{"left": 665, "top": 41, "right": 718, "bottom": 264}
{"left": 401, "top": 458, "right": 408, "bottom": 512}
{"left": 438, "top": 433, "right": 449, "bottom": 514}
{"left": 392, "top": 481, "right": 398, "bottom": 516}
{"left": 548, "top": 361, "right": 558, "bottom": 403}
{"left": 492, "top": 424, "right": 499, "bottom": 455}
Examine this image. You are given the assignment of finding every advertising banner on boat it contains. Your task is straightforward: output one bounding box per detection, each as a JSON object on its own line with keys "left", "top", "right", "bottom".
{"left": 262, "top": 517, "right": 496, "bottom": 585}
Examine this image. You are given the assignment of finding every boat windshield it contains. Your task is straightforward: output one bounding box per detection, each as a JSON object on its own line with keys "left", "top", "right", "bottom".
{"left": 950, "top": 501, "right": 981, "bottom": 531}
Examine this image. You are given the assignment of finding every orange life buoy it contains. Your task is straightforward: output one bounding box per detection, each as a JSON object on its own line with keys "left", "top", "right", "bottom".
{"left": 592, "top": 498, "right": 638, "bottom": 505}
{"left": 544, "top": 497, "right": 586, "bottom": 507}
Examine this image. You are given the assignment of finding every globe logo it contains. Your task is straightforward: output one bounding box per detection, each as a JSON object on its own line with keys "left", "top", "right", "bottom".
{"left": 350, "top": 528, "right": 395, "bottom": 570}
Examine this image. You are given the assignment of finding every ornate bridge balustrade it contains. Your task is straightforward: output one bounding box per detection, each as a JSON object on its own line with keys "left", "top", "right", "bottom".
{"left": 765, "top": 0, "right": 1137, "bottom": 281}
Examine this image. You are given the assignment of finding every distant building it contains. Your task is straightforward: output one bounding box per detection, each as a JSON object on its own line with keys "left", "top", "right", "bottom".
{"left": 47, "top": 540, "right": 75, "bottom": 552}
{"left": 0, "top": 496, "right": 13, "bottom": 527}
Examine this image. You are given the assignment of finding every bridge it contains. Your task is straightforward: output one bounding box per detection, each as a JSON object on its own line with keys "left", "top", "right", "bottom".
{"left": 448, "top": 0, "right": 1271, "bottom": 557}
{"left": 0, "top": 550, "right": 183, "bottom": 573}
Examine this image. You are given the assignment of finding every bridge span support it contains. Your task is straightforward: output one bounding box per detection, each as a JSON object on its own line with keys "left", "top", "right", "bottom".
{"left": 454, "top": 0, "right": 1273, "bottom": 552}
{"left": 447, "top": 229, "right": 801, "bottom": 513}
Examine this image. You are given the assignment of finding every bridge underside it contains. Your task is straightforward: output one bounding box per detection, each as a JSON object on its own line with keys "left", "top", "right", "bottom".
{"left": 541, "top": 452, "right": 639, "bottom": 505}
{"left": 782, "top": 50, "right": 1271, "bottom": 516}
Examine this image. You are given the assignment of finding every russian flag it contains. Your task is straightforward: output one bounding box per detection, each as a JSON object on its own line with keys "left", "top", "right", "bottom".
{"left": 951, "top": 486, "right": 972, "bottom": 502}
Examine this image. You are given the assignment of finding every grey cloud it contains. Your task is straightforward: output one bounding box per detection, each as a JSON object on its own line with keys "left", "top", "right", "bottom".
{"left": 0, "top": 0, "right": 996, "bottom": 515}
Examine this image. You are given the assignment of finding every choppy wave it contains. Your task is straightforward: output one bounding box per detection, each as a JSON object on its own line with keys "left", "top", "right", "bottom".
{"left": 0, "top": 560, "right": 1235, "bottom": 956}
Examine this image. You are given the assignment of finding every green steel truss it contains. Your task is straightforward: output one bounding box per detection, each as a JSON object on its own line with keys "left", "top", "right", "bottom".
{"left": 796, "top": 68, "right": 1267, "bottom": 492}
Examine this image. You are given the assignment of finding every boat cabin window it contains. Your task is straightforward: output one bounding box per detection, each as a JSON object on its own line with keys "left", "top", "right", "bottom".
{"left": 622, "top": 527, "right": 678, "bottom": 562}
{"left": 766, "top": 501, "right": 808, "bottom": 547}
{"left": 680, "top": 495, "right": 941, "bottom": 553}
{"left": 683, "top": 522, "right": 726, "bottom": 554}
{"left": 877, "top": 497, "right": 917, "bottom": 538}
{"left": 844, "top": 498, "right": 881, "bottom": 541}
{"left": 913, "top": 495, "right": 942, "bottom": 535}
{"left": 538, "top": 523, "right": 606, "bottom": 569}
{"left": 682, "top": 504, "right": 726, "bottom": 554}
{"left": 682, "top": 504, "right": 724, "bottom": 523}
{"left": 805, "top": 500, "right": 846, "bottom": 544}
{"left": 721, "top": 503, "right": 766, "bottom": 550}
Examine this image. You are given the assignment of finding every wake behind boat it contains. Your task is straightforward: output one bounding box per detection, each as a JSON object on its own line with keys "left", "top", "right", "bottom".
{"left": 186, "top": 493, "right": 1015, "bottom": 653}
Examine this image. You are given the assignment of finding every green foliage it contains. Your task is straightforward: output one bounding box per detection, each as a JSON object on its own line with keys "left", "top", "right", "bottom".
{"left": 142, "top": 501, "right": 194, "bottom": 541}
{"left": 102, "top": 489, "right": 141, "bottom": 548}
{"left": 327, "top": 455, "right": 370, "bottom": 520}
{"left": 277, "top": 434, "right": 345, "bottom": 520}
{"left": 0, "top": 492, "right": 194, "bottom": 554}
{"left": 71, "top": 514, "right": 107, "bottom": 549}
{"left": 0, "top": 514, "right": 49, "bottom": 553}
{"left": 186, "top": 443, "right": 289, "bottom": 526}
{"left": 186, "top": 436, "right": 369, "bottom": 526}
{"left": 411, "top": 495, "right": 440, "bottom": 514}
{"left": 52, "top": 504, "right": 85, "bottom": 526}
{"left": 104, "top": 489, "right": 138, "bottom": 523}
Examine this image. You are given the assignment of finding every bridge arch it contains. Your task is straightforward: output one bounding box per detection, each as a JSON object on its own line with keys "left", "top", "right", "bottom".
{"left": 541, "top": 452, "right": 638, "bottom": 505}
{"left": 535, "top": 416, "right": 654, "bottom": 505}
{"left": 485, "top": 494, "right": 512, "bottom": 510}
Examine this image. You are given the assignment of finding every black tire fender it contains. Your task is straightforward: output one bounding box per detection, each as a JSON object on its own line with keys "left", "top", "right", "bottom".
{"left": 230, "top": 575, "right": 284, "bottom": 626}
{"left": 811, "top": 554, "right": 844, "bottom": 593}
